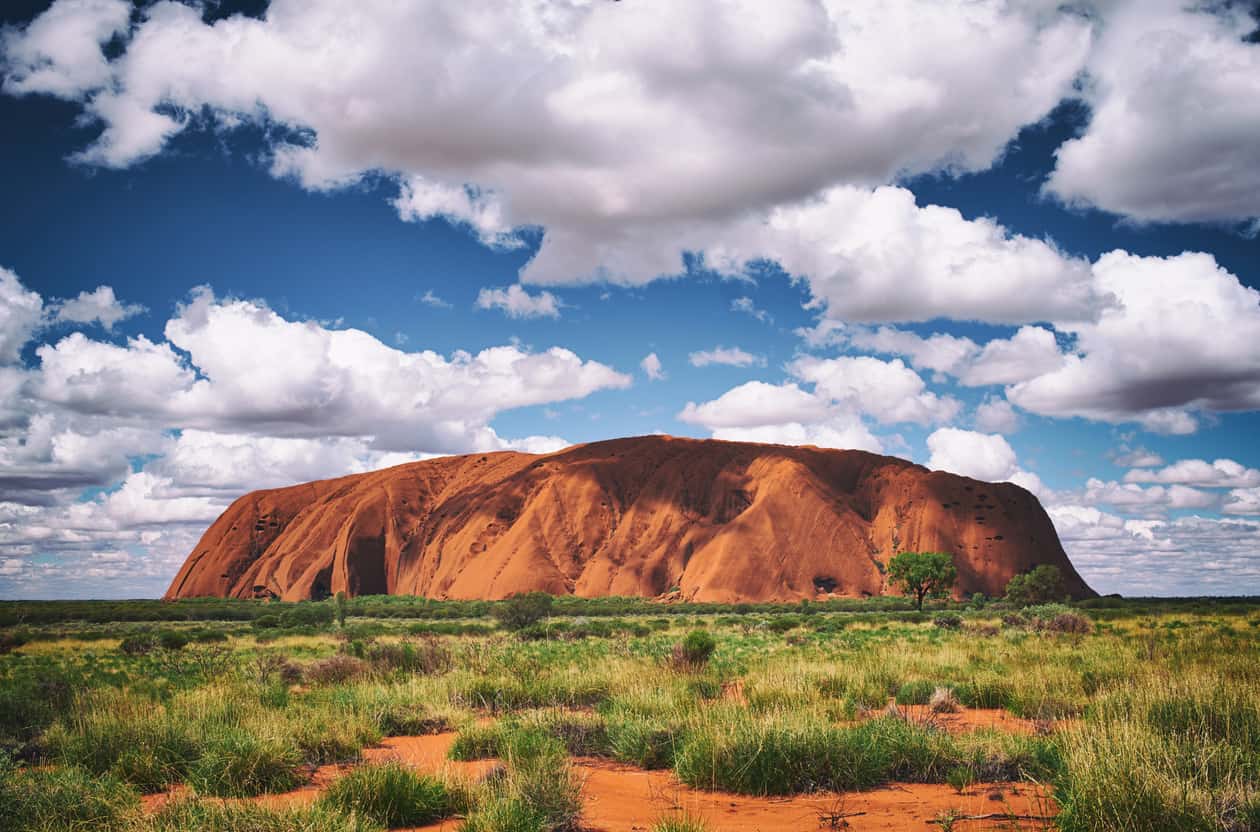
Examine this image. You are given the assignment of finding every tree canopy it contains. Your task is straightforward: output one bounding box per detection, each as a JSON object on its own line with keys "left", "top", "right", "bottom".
{"left": 1004, "top": 564, "right": 1066, "bottom": 606}
{"left": 887, "top": 551, "right": 958, "bottom": 611}
{"left": 491, "top": 591, "right": 554, "bottom": 630}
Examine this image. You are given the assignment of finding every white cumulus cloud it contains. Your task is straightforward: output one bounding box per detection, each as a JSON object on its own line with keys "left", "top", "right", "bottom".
{"left": 688, "top": 346, "right": 765, "bottom": 369}
{"left": 49, "top": 285, "right": 145, "bottom": 330}
{"left": 640, "top": 352, "right": 665, "bottom": 381}
{"left": 3, "top": 0, "right": 1092, "bottom": 284}
{"left": 1123, "top": 458, "right": 1260, "bottom": 489}
{"left": 475, "top": 284, "right": 562, "bottom": 319}
{"left": 925, "top": 427, "right": 1042, "bottom": 494}
{"left": 1046, "top": 1, "right": 1260, "bottom": 226}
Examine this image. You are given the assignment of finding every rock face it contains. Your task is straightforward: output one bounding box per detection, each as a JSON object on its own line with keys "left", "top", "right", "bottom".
{"left": 165, "top": 435, "right": 1094, "bottom": 602}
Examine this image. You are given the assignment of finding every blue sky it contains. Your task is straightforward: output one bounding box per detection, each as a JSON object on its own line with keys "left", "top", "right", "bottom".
{"left": 1, "top": 0, "right": 1258, "bottom": 598}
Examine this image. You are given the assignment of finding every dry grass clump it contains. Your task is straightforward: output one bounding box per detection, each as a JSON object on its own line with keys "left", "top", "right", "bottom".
{"left": 652, "top": 811, "right": 710, "bottom": 832}
{"left": 365, "top": 636, "right": 453, "bottom": 675}
{"left": 252, "top": 654, "right": 303, "bottom": 685}
{"left": 303, "top": 655, "right": 370, "bottom": 686}
{"left": 1043, "top": 612, "right": 1092, "bottom": 635}
{"left": 929, "top": 687, "right": 960, "bottom": 714}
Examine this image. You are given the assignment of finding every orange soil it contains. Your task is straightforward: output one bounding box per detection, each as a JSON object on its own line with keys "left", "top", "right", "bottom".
{"left": 573, "top": 759, "right": 1054, "bottom": 832}
{"left": 138, "top": 734, "right": 495, "bottom": 814}
{"left": 142, "top": 731, "right": 1057, "bottom": 831}
{"left": 879, "top": 705, "right": 1044, "bottom": 736}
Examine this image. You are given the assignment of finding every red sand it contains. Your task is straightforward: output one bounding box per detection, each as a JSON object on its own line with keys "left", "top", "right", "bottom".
{"left": 142, "top": 731, "right": 1056, "bottom": 831}
{"left": 876, "top": 704, "right": 1048, "bottom": 736}
{"left": 573, "top": 759, "right": 1054, "bottom": 832}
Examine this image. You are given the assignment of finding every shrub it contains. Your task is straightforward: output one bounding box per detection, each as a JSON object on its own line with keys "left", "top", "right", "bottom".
{"left": 1004, "top": 565, "right": 1065, "bottom": 606}
{"left": 515, "top": 622, "right": 553, "bottom": 641}
{"left": 277, "top": 604, "right": 335, "bottom": 629}
{"left": 766, "top": 615, "right": 803, "bottom": 633}
{"left": 1022, "top": 603, "right": 1072, "bottom": 620}
{"left": 252, "top": 654, "right": 303, "bottom": 686}
{"left": 492, "top": 592, "right": 554, "bottom": 631}
{"left": 303, "top": 655, "right": 369, "bottom": 686}
{"left": 334, "top": 591, "right": 347, "bottom": 628}
{"left": 319, "top": 763, "right": 452, "bottom": 827}
{"left": 1045, "top": 612, "right": 1092, "bottom": 635}
{"left": 0, "top": 630, "right": 29, "bottom": 655}
{"left": 671, "top": 630, "right": 716, "bottom": 670}
{"left": 367, "top": 637, "right": 452, "bottom": 675}
{"left": 118, "top": 634, "right": 156, "bottom": 656}
{"left": 933, "top": 613, "right": 963, "bottom": 630}
{"left": 253, "top": 614, "right": 282, "bottom": 630}
{"left": 1018, "top": 604, "right": 1092, "bottom": 635}
{"left": 157, "top": 630, "right": 190, "bottom": 651}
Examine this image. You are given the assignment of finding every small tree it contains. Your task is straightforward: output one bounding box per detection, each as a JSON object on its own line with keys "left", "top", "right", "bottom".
{"left": 334, "top": 591, "right": 347, "bottom": 628}
{"left": 1004, "top": 564, "right": 1065, "bottom": 606}
{"left": 887, "top": 551, "right": 958, "bottom": 611}
{"left": 492, "top": 591, "right": 554, "bottom": 630}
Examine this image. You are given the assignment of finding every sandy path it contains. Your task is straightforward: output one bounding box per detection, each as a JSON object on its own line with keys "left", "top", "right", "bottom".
{"left": 391, "top": 735, "right": 1055, "bottom": 832}
{"left": 572, "top": 759, "right": 1053, "bottom": 831}
{"left": 143, "top": 731, "right": 1056, "bottom": 831}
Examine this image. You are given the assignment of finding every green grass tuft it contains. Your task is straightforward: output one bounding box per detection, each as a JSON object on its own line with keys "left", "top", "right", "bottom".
{"left": 0, "top": 761, "right": 140, "bottom": 832}
{"left": 186, "top": 730, "right": 304, "bottom": 798}
{"left": 318, "top": 762, "right": 453, "bottom": 827}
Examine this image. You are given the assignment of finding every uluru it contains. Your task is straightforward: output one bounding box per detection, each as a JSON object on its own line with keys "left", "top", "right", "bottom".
{"left": 165, "top": 435, "right": 1093, "bottom": 603}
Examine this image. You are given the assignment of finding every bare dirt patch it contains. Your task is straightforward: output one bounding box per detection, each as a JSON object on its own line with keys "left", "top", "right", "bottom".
{"left": 892, "top": 704, "right": 1043, "bottom": 735}
{"left": 573, "top": 758, "right": 1055, "bottom": 831}
{"left": 141, "top": 731, "right": 1056, "bottom": 831}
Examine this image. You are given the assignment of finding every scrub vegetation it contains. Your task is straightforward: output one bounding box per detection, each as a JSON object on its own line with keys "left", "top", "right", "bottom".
{"left": 1, "top": 590, "right": 1258, "bottom": 831}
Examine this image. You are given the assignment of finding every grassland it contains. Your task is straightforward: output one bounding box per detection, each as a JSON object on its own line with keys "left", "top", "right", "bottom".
{"left": 1, "top": 595, "right": 1258, "bottom": 831}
